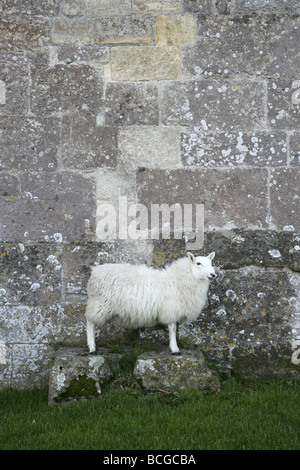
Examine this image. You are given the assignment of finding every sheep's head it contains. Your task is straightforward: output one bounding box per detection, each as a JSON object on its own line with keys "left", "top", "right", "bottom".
{"left": 187, "top": 252, "right": 216, "bottom": 281}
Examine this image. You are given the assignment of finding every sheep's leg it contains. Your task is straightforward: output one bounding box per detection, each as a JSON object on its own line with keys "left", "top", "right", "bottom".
{"left": 168, "top": 323, "right": 180, "bottom": 355}
{"left": 87, "top": 318, "right": 96, "bottom": 354}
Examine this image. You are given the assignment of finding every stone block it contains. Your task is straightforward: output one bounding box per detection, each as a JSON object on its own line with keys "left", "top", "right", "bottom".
{"left": 0, "top": 302, "right": 86, "bottom": 347}
{"left": 86, "top": 0, "right": 132, "bottom": 17}
{"left": 0, "top": 53, "right": 29, "bottom": 115}
{"left": 290, "top": 134, "right": 300, "bottom": 166}
{"left": 182, "top": 0, "right": 215, "bottom": 15}
{"left": 12, "top": 343, "right": 54, "bottom": 389}
{"left": 267, "top": 17, "right": 300, "bottom": 80}
{"left": 181, "top": 130, "right": 287, "bottom": 167}
{"left": 0, "top": 171, "right": 96, "bottom": 242}
{"left": 178, "top": 267, "right": 300, "bottom": 380}
{"left": 137, "top": 168, "right": 269, "bottom": 230}
{"left": 61, "top": 0, "right": 86, "bottom": 16}
{"left": 230, "top": 0, "right": 300, "bottom": 15}
{"left": 30, "top": 54, "right": 102, "bottom": 114}
{"left": 96, "top": 169, "right": 137, "bottom": 204}
{"left": 183, "top": 16, "right": 300, "bottom": 80}
{"left": 0, "top": 115, "right": 59, "bottom": 171}
{"left": 0, "top": 16, "right": 49, "bottom": 50}
{"left": 0, "top": 0, "right": 57, "bottom": 15}
{"left": 133, "top": 0, "right": 181, "bottom": 14}
{"left": 119, "top": 127, "right": 181, "bottom": 169}
{"left": 105, "top": 82, "right": 159, "bottom": 126}
{"left": 155, "top": 14, "right": 195, "bottom": 45}
{"left": 267, "top": 80, "right": 300, "bottom": 130}
{"left": 52, "top": 18, "right": 94, "bottom": 45}
{"left": 0, "top": 305, "right": 54, "bottom": 345}
{"left": 0, "top": 172, "right": 20, "bottom": 200}
{"left": 110, "top": 46, "right": 181, "bottom": 81}
{"left": 203, "top": 229, "right": 300, "bottom": 271}
{"left": 209, "top": 266, "right": 300, "bottom": 380}
{"left": 269, "top": 169, "right": 300, "bottom": 231}
{"left": 182, "top": 16, "right": 268, "bottom": 78}
{"left": 51, "top": 45, "right": 109, "bottom": 65}
{"left": 0, "top": 243, "right": 62, "bottom": 306}
{"left": 62, "top": 243, "right": 100, "bottom": 296}
{"left": 161, "top": 80, "right": 265, "bottom": 130}
{"left": 134, "top": 350, "right": 220, "bottom": 392}
{"left": 96, "top": 17, "right": 153, "bottom": 45}
{"left": 61, "top": 114, "right": 118, "bottom": 169}
{"left": 48, "top": 348, "right": 122, "bottom": 405}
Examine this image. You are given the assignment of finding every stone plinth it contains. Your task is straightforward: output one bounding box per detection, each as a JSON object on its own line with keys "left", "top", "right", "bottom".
{"left": 48, "top": 348, "right": 121, "bottom": 405}
{"left": 48, "top": 348, "right": 220, "bottom": 405}
{"left": 134, "top": 350, "right": 220, "bottom": 393}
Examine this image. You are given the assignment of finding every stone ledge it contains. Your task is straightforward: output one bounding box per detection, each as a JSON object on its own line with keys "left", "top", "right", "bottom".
{"left": 48, "top": 347, "right": 121, "bottom": 405}
{"left": 48, "top": 348, "right": 220, "bottom": 405}
{"left": 134, "top": 350, "right": 220, "bottom": 392}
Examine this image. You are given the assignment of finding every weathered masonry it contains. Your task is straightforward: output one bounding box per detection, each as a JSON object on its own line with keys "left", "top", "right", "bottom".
{"left": 0, "top": 0, "right": 300, "bottom": 388}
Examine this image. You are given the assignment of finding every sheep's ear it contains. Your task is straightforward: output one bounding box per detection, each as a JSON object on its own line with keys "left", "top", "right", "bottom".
{"left": 187, "top": 252, "right": 195, "bottom": 263}
{"left": 208, "top": 252, "right": 215, "bottom": 261}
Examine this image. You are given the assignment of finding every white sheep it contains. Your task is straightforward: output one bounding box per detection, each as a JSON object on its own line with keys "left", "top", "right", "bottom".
{"left": 86, "top": 251, "right": 216, "bottom": 355}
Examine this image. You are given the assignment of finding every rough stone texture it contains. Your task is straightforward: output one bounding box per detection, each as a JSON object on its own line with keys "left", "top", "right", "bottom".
{"left": 155, "top": 14, "right": 195, "bottom": 45}
{"left": 230, "top": 0, "right": 300, "bottom": 15}
{"left": 48, "top": 347, "right": 220, "bottom": 404}
{"left": 137, "top": 168, "right": 269, "bottom": 230}
{"left": 52, "top": 18, "right": 95, "bottom": 46}
{"left": 60, "top": 0, "right": 86, "bottom": 17}
{"left": 0, "top": 243, "right": 62, "bottom": 306}
{"left": 105, "top": 82, "right": 159, "bottom": 126}
{"left": 269, "top": 169, "right": 300, "bottom": 231}
{"left": 0, "top": 172, "right": 96, "bottom": 242}
{"left": 134, "top": 350, "right": 220, "bottom": 392}
{"left": 61, "top": 114, "right": 118, "bottom": 169}
{"left": 182, "top": 16, "right": 300, "bottom": 80}
{"left": 86, "top": 0, "right": 132, "bottom": 17}
{"left": 0, "top": 115, "right": 59, "bottom": 171}
{"left": 1, "top": 1, "right": 300, "bottom": 388}
{"left": 0, "top": 0, "right": 57, "bottom": 15}
{"left": 290, "top": 134, "right": 300, "bottom": 166}
{"left": 0, "top": 16, "right": 49, "bottom": 50}
{"left": 133, "top": 0, "right": 181, "bottom": 14}
{"left": 161, "top": 80, "right": 265, "bottom": 130}
{"left": 181, "top": 130, "right": 287, "bottom": 167}
{"left": 110, "top": 46, "right": 181, "bottom": 81}
{"left": 96, "top": 17, "right": 153, "bottom": 45}
{"left": 178, "top": 267, "right": 300, "bottom": 381}
{"left": 267, "top": 80, "right": 300, "bottom": 130}
{"left": 119, "top": 127, "right": 181, "bottom": 169}
{"left": 51, "top": 45, "right": 109, "bottom": 65}
{"left": 30, "top": 54, "right": 103, "bottom": 114}
{"left": 48, "top": 348, "right": 121, "bottom": 405}
{"left": 0, "top": 53, "right": 29, "bottom": 115}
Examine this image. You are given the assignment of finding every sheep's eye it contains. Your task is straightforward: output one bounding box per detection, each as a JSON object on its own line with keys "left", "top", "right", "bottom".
{"left": 197, "top": 262, "right": 201, "bottom": 266}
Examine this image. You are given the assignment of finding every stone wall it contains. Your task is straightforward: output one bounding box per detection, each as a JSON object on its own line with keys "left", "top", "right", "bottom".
{"left": 0, "top": 0, "right": 300, "bottom": 388}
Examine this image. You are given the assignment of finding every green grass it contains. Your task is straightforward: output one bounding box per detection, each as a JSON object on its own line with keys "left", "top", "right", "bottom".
{"left": 0, "top": 380, "right": 299, "bottom": 450}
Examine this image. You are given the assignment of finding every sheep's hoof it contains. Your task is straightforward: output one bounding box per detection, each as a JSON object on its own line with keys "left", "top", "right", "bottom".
{"left": 172, "top": 351, "right": 181, "bottom": 356}
{"left": 89, "top": 350, "right": 97, "bottom": 355}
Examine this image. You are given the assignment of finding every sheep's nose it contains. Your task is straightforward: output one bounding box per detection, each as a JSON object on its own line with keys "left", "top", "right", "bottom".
{"left": 209, "top": 273, "right": 216, "bottom": 279}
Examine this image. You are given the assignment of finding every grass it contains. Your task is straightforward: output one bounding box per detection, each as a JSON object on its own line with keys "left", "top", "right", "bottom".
{"left": 0, "top": 379, "right": 299, "bottom": 450}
